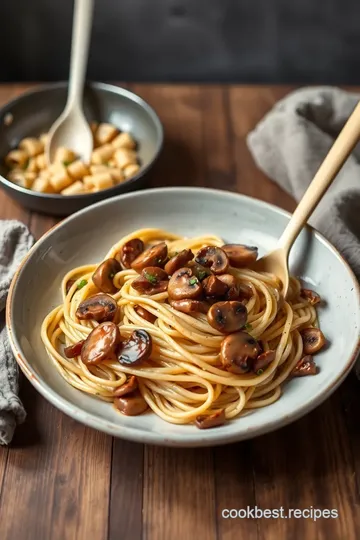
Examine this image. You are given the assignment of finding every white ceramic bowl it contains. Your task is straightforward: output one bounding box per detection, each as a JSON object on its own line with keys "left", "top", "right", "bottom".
{"left": 7, "top": 188, "right": 360, "bottom": 447}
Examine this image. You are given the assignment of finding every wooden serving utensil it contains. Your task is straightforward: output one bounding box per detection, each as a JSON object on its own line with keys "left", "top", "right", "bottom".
{"left": 253, "top": 101, "right": 360, "bottom": 296}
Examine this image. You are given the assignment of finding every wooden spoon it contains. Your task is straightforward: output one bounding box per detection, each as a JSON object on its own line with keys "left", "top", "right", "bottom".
{"left": 46, "top": 0, "right": 94, "bottom": 165}
{"left": 253, "top": 101, "right": 360, "bottom": 297}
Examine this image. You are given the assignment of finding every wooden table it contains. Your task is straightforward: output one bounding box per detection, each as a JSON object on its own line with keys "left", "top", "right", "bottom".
{"left": 0, "top": 84, "right": 359, "bottom": 540}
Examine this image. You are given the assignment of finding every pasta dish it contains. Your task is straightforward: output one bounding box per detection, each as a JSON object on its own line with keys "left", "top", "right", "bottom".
{"left": 41, "top": 228, "right": 326, "bottom": 429}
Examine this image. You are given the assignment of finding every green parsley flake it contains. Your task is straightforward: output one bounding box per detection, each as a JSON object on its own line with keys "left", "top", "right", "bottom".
{"left": 63, "top": 160, "right": 72, "bottom": 167}
{"left": 77, "top": 279, "right": 88, "bottom": 290}
{"left": 256, "top": 369, "right": 264, "bottom": 376}
{"left": 144, "top": 272, "right": 157, "bottom": 284}
{"left": 22, "top": 158, "right": 30, "bottom": 170}
{"left": 197, "top": 270, "right": 207, "bottom": 281}
{"left": 245, "top": 323, "right": 253, "bottom": 331}
{"left": 189, "top": 277, "right": 198, "bottom": 286}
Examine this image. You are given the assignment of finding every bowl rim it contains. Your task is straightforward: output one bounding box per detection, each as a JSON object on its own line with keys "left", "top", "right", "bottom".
{"left": 0, "top": 81, "right": 164, "bottom": 200}
{"left": 6, "top": 187, "right": 360, "bottom": 447}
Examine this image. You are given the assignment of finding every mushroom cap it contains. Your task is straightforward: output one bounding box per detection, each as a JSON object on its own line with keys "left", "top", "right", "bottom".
{"left": 92, "top": 258, "right": 121, "bottom": 294}
{"left": 301, "top": 288, "right": 321, "bottom": 306}
{"left": 134, "top": 305, "right": 157, "bottom": 323}
{"left": 81, "top": 322, "right": 121, "bottom": 365}
{"left": 76, "top": 293, "right": 119, "bottom": 322}
{"left": 252, "top": 350, "right": 276, "bottom": 374}
{"left": 132, "top": 267, "right": 169, "bottom": 295}
{"left": 202, "top": 275, "right": 229, "bottom": 298}
{"left": 114, "top": 391, "right": 148, "bottom": 416}
{"left": 220, "top": 331, "right": 261, "bottom": 374}
{"left": 301, "top": 327, "right": 326, "bottom": 355}
{"left": 207, "top": 301, "right": 247, "bottom": 333}
{"left": 222, "top": 244, "right": 258, "bottom": 267}
{"left": 195, "top": 409, "right": 226, "bottom": 429}
{"left": 195, "top": 246, "right": 229, "bottom": 275}
{"left": 187, "top": 261, "right": 212, "bottom": 281}
{"left": 117, "top": 238, "right": 144, "bottom": 269}
{"left": 164, "top": 249, "right": 194, "bottom": 275}
{"left": 64, "top": 340, "right": 85, "bottom": 359}
{"left": 169, "top": 298, "right": 209, "bottom": 314}
{"left": 118, "top": 329, "right": 152, "bottom": 366}
{"left": 114, "top": 375, "right": 138, "bottom": 397}
{"left": 291, "top": 355, "right": 317, "bottom": 377}
{"left": 131, "top": 242, "right": 168, "bottom": 273}
{"left": 168, "top": 267, "right": 203, "bottom": 300}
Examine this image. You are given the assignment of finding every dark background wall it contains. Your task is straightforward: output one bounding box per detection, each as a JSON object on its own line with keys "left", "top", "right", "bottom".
{"left": 1, "top": 0, "right": 359, "bottom": 83}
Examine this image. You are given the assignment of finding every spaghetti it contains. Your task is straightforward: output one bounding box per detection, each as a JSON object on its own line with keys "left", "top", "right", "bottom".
{"left": 41, "top": 228, "right": 324, "bottom": 428}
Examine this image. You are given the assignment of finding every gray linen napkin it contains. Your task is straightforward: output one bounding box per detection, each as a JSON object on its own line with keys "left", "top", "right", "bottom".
{"left": 247, "top": 86, "right": 360, "bottom": 373}
{"left": 0, "top": 221, "right": 34, "bottom": 444}
{"left": 247, "top": 86, "right": 360, "bottom": 278}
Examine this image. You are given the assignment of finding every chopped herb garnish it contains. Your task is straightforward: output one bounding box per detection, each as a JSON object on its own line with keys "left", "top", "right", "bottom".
{"left": 189, "top": 277, "right": 198, "bottom": 286}
{"left": 144, "top": 272, "right": 157, "bottom": 284}
{"left": 109, "top": 272, "right": 115, "bottom": 279}
{"left": 77, "top": 279, "right": 88, "bottom": 290}
{"left": 63, "top": 160, "right": 72, "bottom": 167}
{"left": 22, "top": 158, "right": 30, "bottom": 170}
{"left": 197, "top": 270, "right": 207, "bottom": 281}
{"left": 256, "top": 369, "right": 264, "bottom": 376}
{"left": 156, "top": 258, "right": 162, "bottom": 264}
{"left": 245, "top": 323, "right": 253, "bottom": 331}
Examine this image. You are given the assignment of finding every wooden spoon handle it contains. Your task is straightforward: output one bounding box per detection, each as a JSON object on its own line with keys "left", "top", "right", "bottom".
{"left": 278, "top": 101, "right": 360, "bottom": 253}
{"left": 67, "top": 0, "right": 94, "bottom": 109}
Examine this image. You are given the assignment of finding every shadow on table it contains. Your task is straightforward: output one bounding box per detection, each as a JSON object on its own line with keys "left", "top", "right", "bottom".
{"left": 11, "top": 376, "right": 42, "bottom": 448}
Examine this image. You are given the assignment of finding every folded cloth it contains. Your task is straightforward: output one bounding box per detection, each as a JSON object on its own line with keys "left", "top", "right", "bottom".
{"left": 247, "top": 86, "right": 360, "bottom": 373}
{"left": 0, "top": 221, "right": 34, "bottom": 444}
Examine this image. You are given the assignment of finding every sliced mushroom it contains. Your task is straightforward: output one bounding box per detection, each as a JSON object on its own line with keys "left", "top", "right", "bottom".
{"left": 164, "top": 249, "right": 194, "bottom": 275}
{"left": 216, "top": 274, "right": 236, "bottom": 288}
{"left": 207, "top": 301, "right": 247, "bottom": 333}
{"left": 220, "top": 331, "right": 261, "bottom": 374}
{"left": 170, "top": 298, "right": 209, "bottom": 315}
{"left": 131, "top": 242, "right": 168, "bottom": 273}
{"left": 114, "top": 391, "right": 148, "bottom": 416}
{"left": 134, "top": 305, "right": 157, "bottom": 323}
{"left": 92, "top": 258, "right": 121, "bottom": 294}
{"left": 195, "top": 246, "right": 229, "bottom": 275}
{"left": 66, "top": 279, "right": 76, "bottom": 294}
{"left": 116, "top": 238, "right": 144, "bottom": 269}
{"left": 217, "top": 275, "right": 253, "bottom": 301}
{"left": 222, "top": 244, "right": 258, "bottom": 267}
{"left": 132, "top": 267, "right": 169, "bottom": 295}
{"left": 195, "top": 409, "right": 226, "bottom": 429}
{"left": 301, "top": 288, "right": 321, "bottom": 306}
{"left": 301, "top": 327, "right": 326, "bottom": 355}
{"left": 118, "top": 329, "right": 152, "bottom": 366}
{"left": 76, "top": 293, "right": 119, "bottom": 322}
{"left": 168, "top": 267, "right": 203, "bottom": 300}
{"left": 237, "top": 283, "right": 253, "bottom": 300}
{"left": 64, "top": 340, "right": 85, "bottom": 358}
{"left": 202, "top": 275, "right": 229, "bottom": 298}
{"left": 81, "top": 322, "right": 121, "bottom": 365}
{"left": 187, "top": 262, "right": 212, "bottom": 281}
{"left": 291, "top": 355, "right": 317, "bottom": 377}
{"left": 114, "top": 375, "right": 138, "bottom": 397}
{"left": 252, "top": 350, "right": 276, "bottom": 374}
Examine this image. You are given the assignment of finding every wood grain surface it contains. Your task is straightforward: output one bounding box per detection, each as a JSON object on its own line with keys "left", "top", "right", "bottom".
{"left": 0, "top": 84, "right": 359, "bottom": 540}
